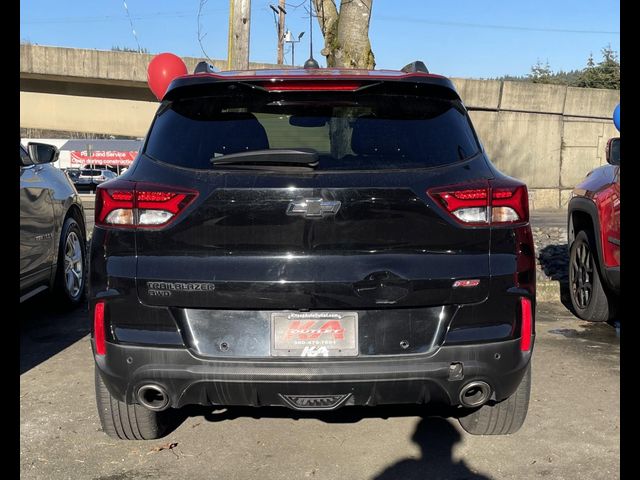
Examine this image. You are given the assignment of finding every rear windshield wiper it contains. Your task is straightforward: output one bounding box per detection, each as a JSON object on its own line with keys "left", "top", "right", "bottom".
{"left": 210, "top": 149, "right": 319, "bottom": 168}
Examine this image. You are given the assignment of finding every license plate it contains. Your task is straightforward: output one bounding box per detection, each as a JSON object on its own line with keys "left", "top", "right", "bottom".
{"left": 271, "top": 312, "right": 358, "bottom": 357}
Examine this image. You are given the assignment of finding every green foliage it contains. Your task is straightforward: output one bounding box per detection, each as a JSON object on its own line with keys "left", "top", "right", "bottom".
{"left": 494, "top": 46, "right": 619, "bottom": 90}
{"left": 575, "top": 46, "right": 620, "bottom": 89}
{"left": 111, "top": 45, "right": 150, "bottom": 54}
{"left": 529, "top": 60, "right": 553, "bottom": 83}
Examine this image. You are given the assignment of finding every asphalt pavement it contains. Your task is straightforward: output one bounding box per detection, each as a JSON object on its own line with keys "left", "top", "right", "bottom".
{"left": 20, "top": 296, "right": 619, "bottom": 480}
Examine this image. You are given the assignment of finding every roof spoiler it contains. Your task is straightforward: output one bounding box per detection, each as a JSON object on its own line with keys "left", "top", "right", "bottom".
{"left": 400, "top": 61, "right": 429, "bottom": 74}
{"left": 194, "top": 61, "right": 220, "bottom": 74}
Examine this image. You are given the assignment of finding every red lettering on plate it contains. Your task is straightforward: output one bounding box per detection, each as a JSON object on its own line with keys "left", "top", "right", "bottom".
{"left": 284, "top": 319, "right": 345, "bottom": 340}
{"left": 318, "top": 320, "right": 345, "bottom": 340}
{"left": 284, "top": 321, "right": 317, "bottom": 340}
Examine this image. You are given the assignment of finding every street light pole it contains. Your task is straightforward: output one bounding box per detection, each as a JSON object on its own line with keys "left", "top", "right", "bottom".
{"left": 284, "top": 30, "right": 305, "bottom": 67}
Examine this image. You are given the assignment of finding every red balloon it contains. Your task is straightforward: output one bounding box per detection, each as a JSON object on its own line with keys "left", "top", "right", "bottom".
{"left": 147, "top": 53, "right": 188, "bottom": 100}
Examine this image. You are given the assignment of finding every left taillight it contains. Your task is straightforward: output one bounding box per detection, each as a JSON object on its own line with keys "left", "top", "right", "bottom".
{"left": 95, "top": 180, "right": 197, "bottom": 229}
{"left": 428, "top": 179, "right": 529, "bottom": 226}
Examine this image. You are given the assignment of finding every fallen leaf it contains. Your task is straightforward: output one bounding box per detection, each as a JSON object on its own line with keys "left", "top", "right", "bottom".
{"left": 148, "top": 442, "right": 178, "bottom": 454}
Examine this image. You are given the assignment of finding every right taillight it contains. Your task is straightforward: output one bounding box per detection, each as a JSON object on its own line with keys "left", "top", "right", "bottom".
{"left": 428, "top": 179, "right": 529, "bottom": 225}
{"left": 95, "top": 180, "right": 197, "bottom": 229}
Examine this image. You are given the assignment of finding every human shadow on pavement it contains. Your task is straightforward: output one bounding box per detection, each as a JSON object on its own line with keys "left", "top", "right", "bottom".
{"left": 20, "top": 295, "right": 90, "bottom": 374}
{"left": 169, "top": 406, "right": 492, "bottom": 478}
{"left": 373, "top": 417, "right": 492, "bottom": 480}
{"left": 172, "top": 405, "right": 484, "bottom": 473}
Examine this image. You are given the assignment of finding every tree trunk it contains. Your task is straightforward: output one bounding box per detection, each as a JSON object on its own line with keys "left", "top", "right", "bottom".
{"left": 312, "top": 0, "right": 375, "bottom": 157}
{"left": 314, "top": 0, "right": 339, "bottom": 67}
{"left": 314, "top": 0, "right": 375, "bottom": 69}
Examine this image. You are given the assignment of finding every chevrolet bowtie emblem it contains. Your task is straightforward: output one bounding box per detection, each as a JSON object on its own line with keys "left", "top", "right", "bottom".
{"left": 286, "top": 198, "right": 341, "bottom": 217}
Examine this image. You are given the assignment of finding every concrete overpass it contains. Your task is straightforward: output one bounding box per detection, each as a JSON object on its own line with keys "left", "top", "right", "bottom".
{"left": 20, "top": 44, "right": 282, "bottom": 137}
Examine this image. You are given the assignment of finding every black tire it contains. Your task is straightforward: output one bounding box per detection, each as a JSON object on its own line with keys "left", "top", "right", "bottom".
{"left": 569, "top": 230, "right": 614, "bottom": 322}
{"left": 95, "top": 367, "right": 168, "bottom": 440}
{"left": 52, "top": 216, "right": 86, "bottom": 309}
{"left": 458, "top": 364, "right": 531, "bottom": 435}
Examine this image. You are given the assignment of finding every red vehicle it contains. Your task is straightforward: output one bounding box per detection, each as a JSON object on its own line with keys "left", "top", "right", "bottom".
{"left": 567, "top": 137, "right": 620, "bottom": 321}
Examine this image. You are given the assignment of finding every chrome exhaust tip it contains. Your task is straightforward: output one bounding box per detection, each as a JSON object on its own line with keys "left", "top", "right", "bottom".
{"left": 459, "top": 381, "right": 492, "bottom": 408}
{"left": 137, "top": 384, "right": 170, "bottom": 411}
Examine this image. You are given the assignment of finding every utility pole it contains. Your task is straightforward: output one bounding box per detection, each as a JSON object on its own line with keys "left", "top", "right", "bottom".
{"left": 227, "top": 0, "right": 251, "bottom": 70}
{"left": 277, "top": 0, "right": 286, "bottom": 65}
{"left": 270, "top": 1, "right": 287, "bottom": 65}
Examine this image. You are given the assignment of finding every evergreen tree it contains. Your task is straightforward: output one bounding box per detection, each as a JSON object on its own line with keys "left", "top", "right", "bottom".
{"left": 529, "top": 60, "right": 553, "bottom": 83}
{"left": 575, "top": 46, "right": 620, "bottom": 89}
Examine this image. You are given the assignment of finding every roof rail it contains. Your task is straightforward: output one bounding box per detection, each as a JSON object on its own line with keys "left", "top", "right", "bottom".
{"left": 194, "top": 61, "right": 220, "bottom": 74}
{"left": 400, "top": 61, "right": 429, "bottom": 74}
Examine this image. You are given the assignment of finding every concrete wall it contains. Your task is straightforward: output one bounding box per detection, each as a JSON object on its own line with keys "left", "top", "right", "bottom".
{"left": 451, "top": 79, "right": 619, "bottom": 209}
{"left": 20, "top": 44, "right": 281, "bottom": 84}
{"left": 20, "top": 46, "right": 620, "bottom": 210}
{"left": 20, "top": 91, "right": 158, "bottom": 138}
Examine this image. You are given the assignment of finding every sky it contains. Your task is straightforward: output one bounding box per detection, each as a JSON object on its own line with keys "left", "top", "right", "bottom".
{"left": 20, "top": 0, "right": 620, "bottom": 79}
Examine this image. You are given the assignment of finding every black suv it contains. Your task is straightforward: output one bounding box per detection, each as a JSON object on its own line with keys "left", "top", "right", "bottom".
{"left": 91, "top": 65, "right": 535, "bottom": 440}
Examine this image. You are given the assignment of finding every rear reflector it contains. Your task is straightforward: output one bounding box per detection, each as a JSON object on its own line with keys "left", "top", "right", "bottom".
{"left": 452, "top": 279, "right": 481, "bottom": 288}
{"left": 520, "top": 297, "right": 532, "bottom": 351}
{"left": 94, "top": 301, "right": 106, "bottom": 356}
{"left": 428, "top": 180, "right": 529, "bottom": 226}
{"left": 95, "top": 180, "right": 197, "bottom": 229}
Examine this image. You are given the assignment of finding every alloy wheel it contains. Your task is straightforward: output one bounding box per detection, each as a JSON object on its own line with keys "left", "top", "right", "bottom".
{"left": 570, "top": 241, "right": 593, "bottom": 309}
{"left": 63, "top": 231, "right": 84, "bottom": 299}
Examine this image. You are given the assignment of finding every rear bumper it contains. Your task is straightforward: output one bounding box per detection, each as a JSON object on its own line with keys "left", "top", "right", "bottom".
{"left": 94, "top": 337, "right": 533, "bottom": 411}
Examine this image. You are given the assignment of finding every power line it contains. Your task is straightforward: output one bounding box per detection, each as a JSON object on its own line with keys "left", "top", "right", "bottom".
{"left": 21, "top": 10, "right": 225, "bottom": 25}
{"left": 376, "top": 16, "right": 619, "bottom": 35}
{"left": 284, "top": 0, "right": 307, "bottom": 9}
{"left": 21, "top": 10, "right": 619, "bottom": 36}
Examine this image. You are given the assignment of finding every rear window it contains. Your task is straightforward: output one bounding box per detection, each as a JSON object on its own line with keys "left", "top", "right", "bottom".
{"left": 81, "top": 169, "right": 102, "bottom": 175}
{"left": 144, "top": 88, "right": 480, "bottom": 171}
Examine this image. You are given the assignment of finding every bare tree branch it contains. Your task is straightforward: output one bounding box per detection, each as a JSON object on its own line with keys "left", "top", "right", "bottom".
{"left": 197, "top": 0, "right": 215, "bottom": 65}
